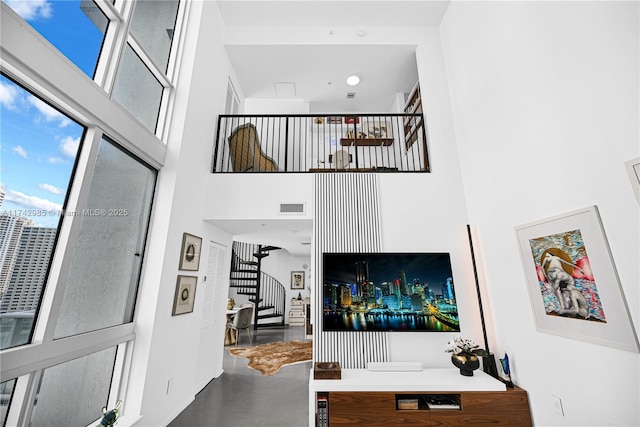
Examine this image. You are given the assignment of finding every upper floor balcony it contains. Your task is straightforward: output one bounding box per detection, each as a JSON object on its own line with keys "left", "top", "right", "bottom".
{"left": 211, "top": 113, "right": 429, "bottom": 174}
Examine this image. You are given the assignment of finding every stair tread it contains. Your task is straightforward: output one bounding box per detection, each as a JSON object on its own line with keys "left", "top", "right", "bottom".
{"left": 257, "top": 313, "right": 283, "bottom": 319}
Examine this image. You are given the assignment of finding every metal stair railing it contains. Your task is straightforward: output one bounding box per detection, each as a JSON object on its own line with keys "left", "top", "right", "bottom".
{"left": 229, "top": 241, "right": 286, "bottom": 329}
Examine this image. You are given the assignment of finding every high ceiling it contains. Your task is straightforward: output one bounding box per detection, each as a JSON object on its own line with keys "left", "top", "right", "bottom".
{"left": 210, "top": 1, "right": 451, "bottom": 256}
{"left": 217, "top": 0, "right": 450, "bottom": 112}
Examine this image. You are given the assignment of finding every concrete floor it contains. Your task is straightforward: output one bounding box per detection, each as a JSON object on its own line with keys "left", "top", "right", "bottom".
{"left": 168, "top": 327, "right": 311, "bottom": 427}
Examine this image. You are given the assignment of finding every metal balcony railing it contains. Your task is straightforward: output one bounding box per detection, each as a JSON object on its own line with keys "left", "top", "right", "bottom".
{"left": 212, "top": 114, "right": 429, "bottom": 173}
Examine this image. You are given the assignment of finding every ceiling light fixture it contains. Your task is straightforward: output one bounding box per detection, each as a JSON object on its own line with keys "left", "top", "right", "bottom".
{"left": 346, "top": 75, "right": 360, "bottom": 86}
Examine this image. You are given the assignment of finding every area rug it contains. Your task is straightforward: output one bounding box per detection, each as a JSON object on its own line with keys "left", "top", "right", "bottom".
{"left": 227, "top": 340, "right": 312, "bottom": 376}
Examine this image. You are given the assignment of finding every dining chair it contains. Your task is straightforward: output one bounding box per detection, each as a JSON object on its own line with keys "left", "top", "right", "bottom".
{"left": 227, "top": 305, "right": 253, "bottom": 346}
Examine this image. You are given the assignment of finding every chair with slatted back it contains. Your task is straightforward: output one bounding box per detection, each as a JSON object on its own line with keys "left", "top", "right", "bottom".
{"left": 228, "top": 124, "right": 278, "bottom": 172}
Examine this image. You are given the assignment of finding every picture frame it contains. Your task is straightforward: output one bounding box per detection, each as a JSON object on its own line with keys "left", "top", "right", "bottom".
{"left": 291, "top": 271, "right": 305, "bottom": 290}
{"left": 343, "top": 115, "right": 360, "bottom": 124}
{"left": 172, "top": 275, "right": 197, "bottom": 316}
{"left": 515, "top": 206, "right": 639, "bottom": 352}
{"left": 625, "top": 157, "right": 640, "bottom": 204}
{"left": 363, "top": 120, "right": 390, "bottom": 138}
{"left": 179, "top": 233, "right": 202, "bottom": 271}
{"left": 326, "top": 116, "right": 342, "bottom": 124}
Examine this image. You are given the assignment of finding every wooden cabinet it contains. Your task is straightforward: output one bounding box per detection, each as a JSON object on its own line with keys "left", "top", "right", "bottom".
{"left": 324, "top": 389, "right": 531, "bottom": 426}
{"left": 309, "top": 369, "right": 532, "bottom": 427}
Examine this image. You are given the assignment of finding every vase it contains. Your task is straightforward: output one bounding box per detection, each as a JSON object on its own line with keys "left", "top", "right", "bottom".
{"left": 227, "top": 298, "right": 235, "bottom": 310}
{"left": 451, "top": 352, "right": 480, "bottom": 376}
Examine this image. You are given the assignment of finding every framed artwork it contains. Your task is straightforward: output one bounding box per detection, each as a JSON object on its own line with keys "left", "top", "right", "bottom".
{"left": 291, "top": 271, "right": 305, "bottom": 290}
{"left": 363, "top": 121, "right": 390, "bottom": 138}
{"left": 515, "top": 206, "right": 639, "bottom": 352}
{"left": 179, "top": 233, "right": 202, "bottom": 271}
{"left": 172, "top": 275, "right": 197, "bottom": 315}
{"left": 343, "top": 115, "right": 360, "bottom": 124}
{"left": 625, "top": 157, "right": 640, "bottom": 204}
{"left": 326, "top": 116, "right": 342, "bottom": 124}
{"left": 313, "top": 117, "right": 325, "bottom": 125}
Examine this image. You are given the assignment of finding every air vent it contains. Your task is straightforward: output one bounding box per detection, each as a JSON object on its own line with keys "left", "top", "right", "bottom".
{"left": 347, "top": 92, "right": 356, "bottom": 99}
{"left": 279, "top": 203, "right": 305, "bottom": 214}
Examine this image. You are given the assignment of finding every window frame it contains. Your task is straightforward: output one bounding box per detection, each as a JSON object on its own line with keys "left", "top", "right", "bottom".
{"left": 0, "top": 0, "right": 186, "bottom": 424}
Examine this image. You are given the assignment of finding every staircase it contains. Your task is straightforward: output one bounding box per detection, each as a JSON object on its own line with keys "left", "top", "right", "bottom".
{"left": 229, "top": 242, "right": 286, "bottom": 329}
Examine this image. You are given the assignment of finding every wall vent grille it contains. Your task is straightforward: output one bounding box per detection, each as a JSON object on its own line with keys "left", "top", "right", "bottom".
{"left": 279, "top": 203, "right": 305, "bottom": 214}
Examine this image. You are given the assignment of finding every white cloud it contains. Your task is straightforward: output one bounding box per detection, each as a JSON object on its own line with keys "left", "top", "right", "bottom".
{"left": 0, "top": 80, "right": 20, "bottom": 111}
{"left": 5, "top": 189, "right": 61, "bottom": 212}
{"left": 28, "top": 95, "right": 71, "bottom": 128}
{"left": 38, "top": 183, "right": 62, "bottom": 195}
{"left": 59, "top": 135, "right": 80, "bottom": 158}
{"left": 4, "top": 0, "right": 53, "bottom": 21}
{"left": 48, "top": 157, "right": 64, "bottom": 164}
{"left": 12, "top": 146, "right": 28, "bottom": 159}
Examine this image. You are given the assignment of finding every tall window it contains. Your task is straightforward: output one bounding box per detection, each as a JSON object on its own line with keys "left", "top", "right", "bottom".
{"left": 0, "top": 75, "right": 84, "bottom": 349}
{"left": 0, "top": 1, "right": 182, "bottom": 425}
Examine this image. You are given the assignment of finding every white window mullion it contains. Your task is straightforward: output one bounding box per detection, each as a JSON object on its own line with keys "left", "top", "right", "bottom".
{"left": 1, "top": 324, "right": 135, "bottom": 381}
{"left": 102, "top": 0, "right": 135, "bottom": 95}
{"left": 33, "top": 128, "right": 104, "bottom": 345}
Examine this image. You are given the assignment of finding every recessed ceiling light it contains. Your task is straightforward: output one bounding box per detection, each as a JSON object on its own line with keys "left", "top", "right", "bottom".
{"left": 346, "top": 75, "right": 360, "bottom": 86}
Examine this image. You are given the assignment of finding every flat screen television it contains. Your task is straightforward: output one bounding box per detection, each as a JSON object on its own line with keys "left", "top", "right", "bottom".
{"left": 322, "top": 252, "right": 460, "bottom": 332}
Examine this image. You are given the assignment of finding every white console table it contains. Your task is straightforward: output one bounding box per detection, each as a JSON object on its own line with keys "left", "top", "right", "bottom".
{"left": 309, "top": 368, "right": 531, "bottom": 427}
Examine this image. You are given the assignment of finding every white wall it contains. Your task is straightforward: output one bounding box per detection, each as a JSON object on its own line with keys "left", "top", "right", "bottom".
{"left": 440, "top": 2, "right": 639, "bottom": 426}
{"left": 126, "top": 2, "right": 243, "bottom": 426}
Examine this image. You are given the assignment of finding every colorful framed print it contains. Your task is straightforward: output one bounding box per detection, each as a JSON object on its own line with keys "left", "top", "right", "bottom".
{"left": 172, "top": 275, "right": 197, "bottom": 315}
{"left": 515, "top": 206, "right": 639, "bottom": 352}
{"left": 179, "top": 233, "right": 202, "bottom": 271}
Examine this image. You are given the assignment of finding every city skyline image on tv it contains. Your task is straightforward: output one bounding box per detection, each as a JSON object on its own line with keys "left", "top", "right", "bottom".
{"left": 322, "top": 252, "right": 460, "bottom": 332}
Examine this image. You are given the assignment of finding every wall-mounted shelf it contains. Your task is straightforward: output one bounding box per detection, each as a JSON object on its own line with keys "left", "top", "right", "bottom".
{"left": 340, "top": 138, "right": 394, "bottom": 146}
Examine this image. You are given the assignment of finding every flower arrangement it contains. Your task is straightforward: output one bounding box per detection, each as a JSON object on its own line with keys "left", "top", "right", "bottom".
{"left": 445, "top": 336, "right": 488, "bottom": 356}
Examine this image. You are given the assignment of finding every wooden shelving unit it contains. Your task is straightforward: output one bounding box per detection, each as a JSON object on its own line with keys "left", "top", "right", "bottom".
{"left": 404, "top": 82, "right": 423, "bottom": 149}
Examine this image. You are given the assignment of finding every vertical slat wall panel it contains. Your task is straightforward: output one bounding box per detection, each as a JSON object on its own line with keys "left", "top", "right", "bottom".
{"left": 313, "top": 173, "right": 388, "bottom": 368}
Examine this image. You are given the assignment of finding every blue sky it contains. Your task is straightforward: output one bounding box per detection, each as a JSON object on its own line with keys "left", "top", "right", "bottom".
{"left": 0, "top": 0, "right": 105, "bottom": 227}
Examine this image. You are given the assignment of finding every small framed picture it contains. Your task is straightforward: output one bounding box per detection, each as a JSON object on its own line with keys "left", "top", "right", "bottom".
{"left": 343, "top": 115, "right": 360, "bottom": 124}
{"left": 363, "top": 121, "right": 390, "bottom": 138}
{"left": 179, "top": 233, "right": 202, "bottom": 271}
{"left": 172, "top": 275, "right": 197, "bottom": 316}
{"left": 291, "top": 271, "right": 305, "bottom": 290}
{"left": 326, "top": 116, "right": 342, "bottom": 124}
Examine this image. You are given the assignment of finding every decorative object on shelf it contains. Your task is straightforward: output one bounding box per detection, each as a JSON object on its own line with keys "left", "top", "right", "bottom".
{"left": 172, "top": 275, "right": 197, "bottom": 316}
{"left": 467, "top": 224, "right": 500, "bottom": 379}
{"left": 291, "top": 271, "right": 305, "bottom": 289}
{"left": 227, "top": 297, "right": 236, "bottom": 310}
{"left": 100, "top": 400, "right": 122, "bottom": 427}
{"left": 179, "top": 233, "right": 202, "bottom": 271}
{"left": 297, "top": 292, "right": 302, "bottom": 300}
{"left": 314, "top": 362, "right": 342, "bottom": 379}
{"left": 515, "top": 205, "right": 639, "bottom": 353}
{"left": 499, "top": 353, "right": 514, "bottom": 388}
{"left": 445, "top": 336, "right": 488, "bottom": 376}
